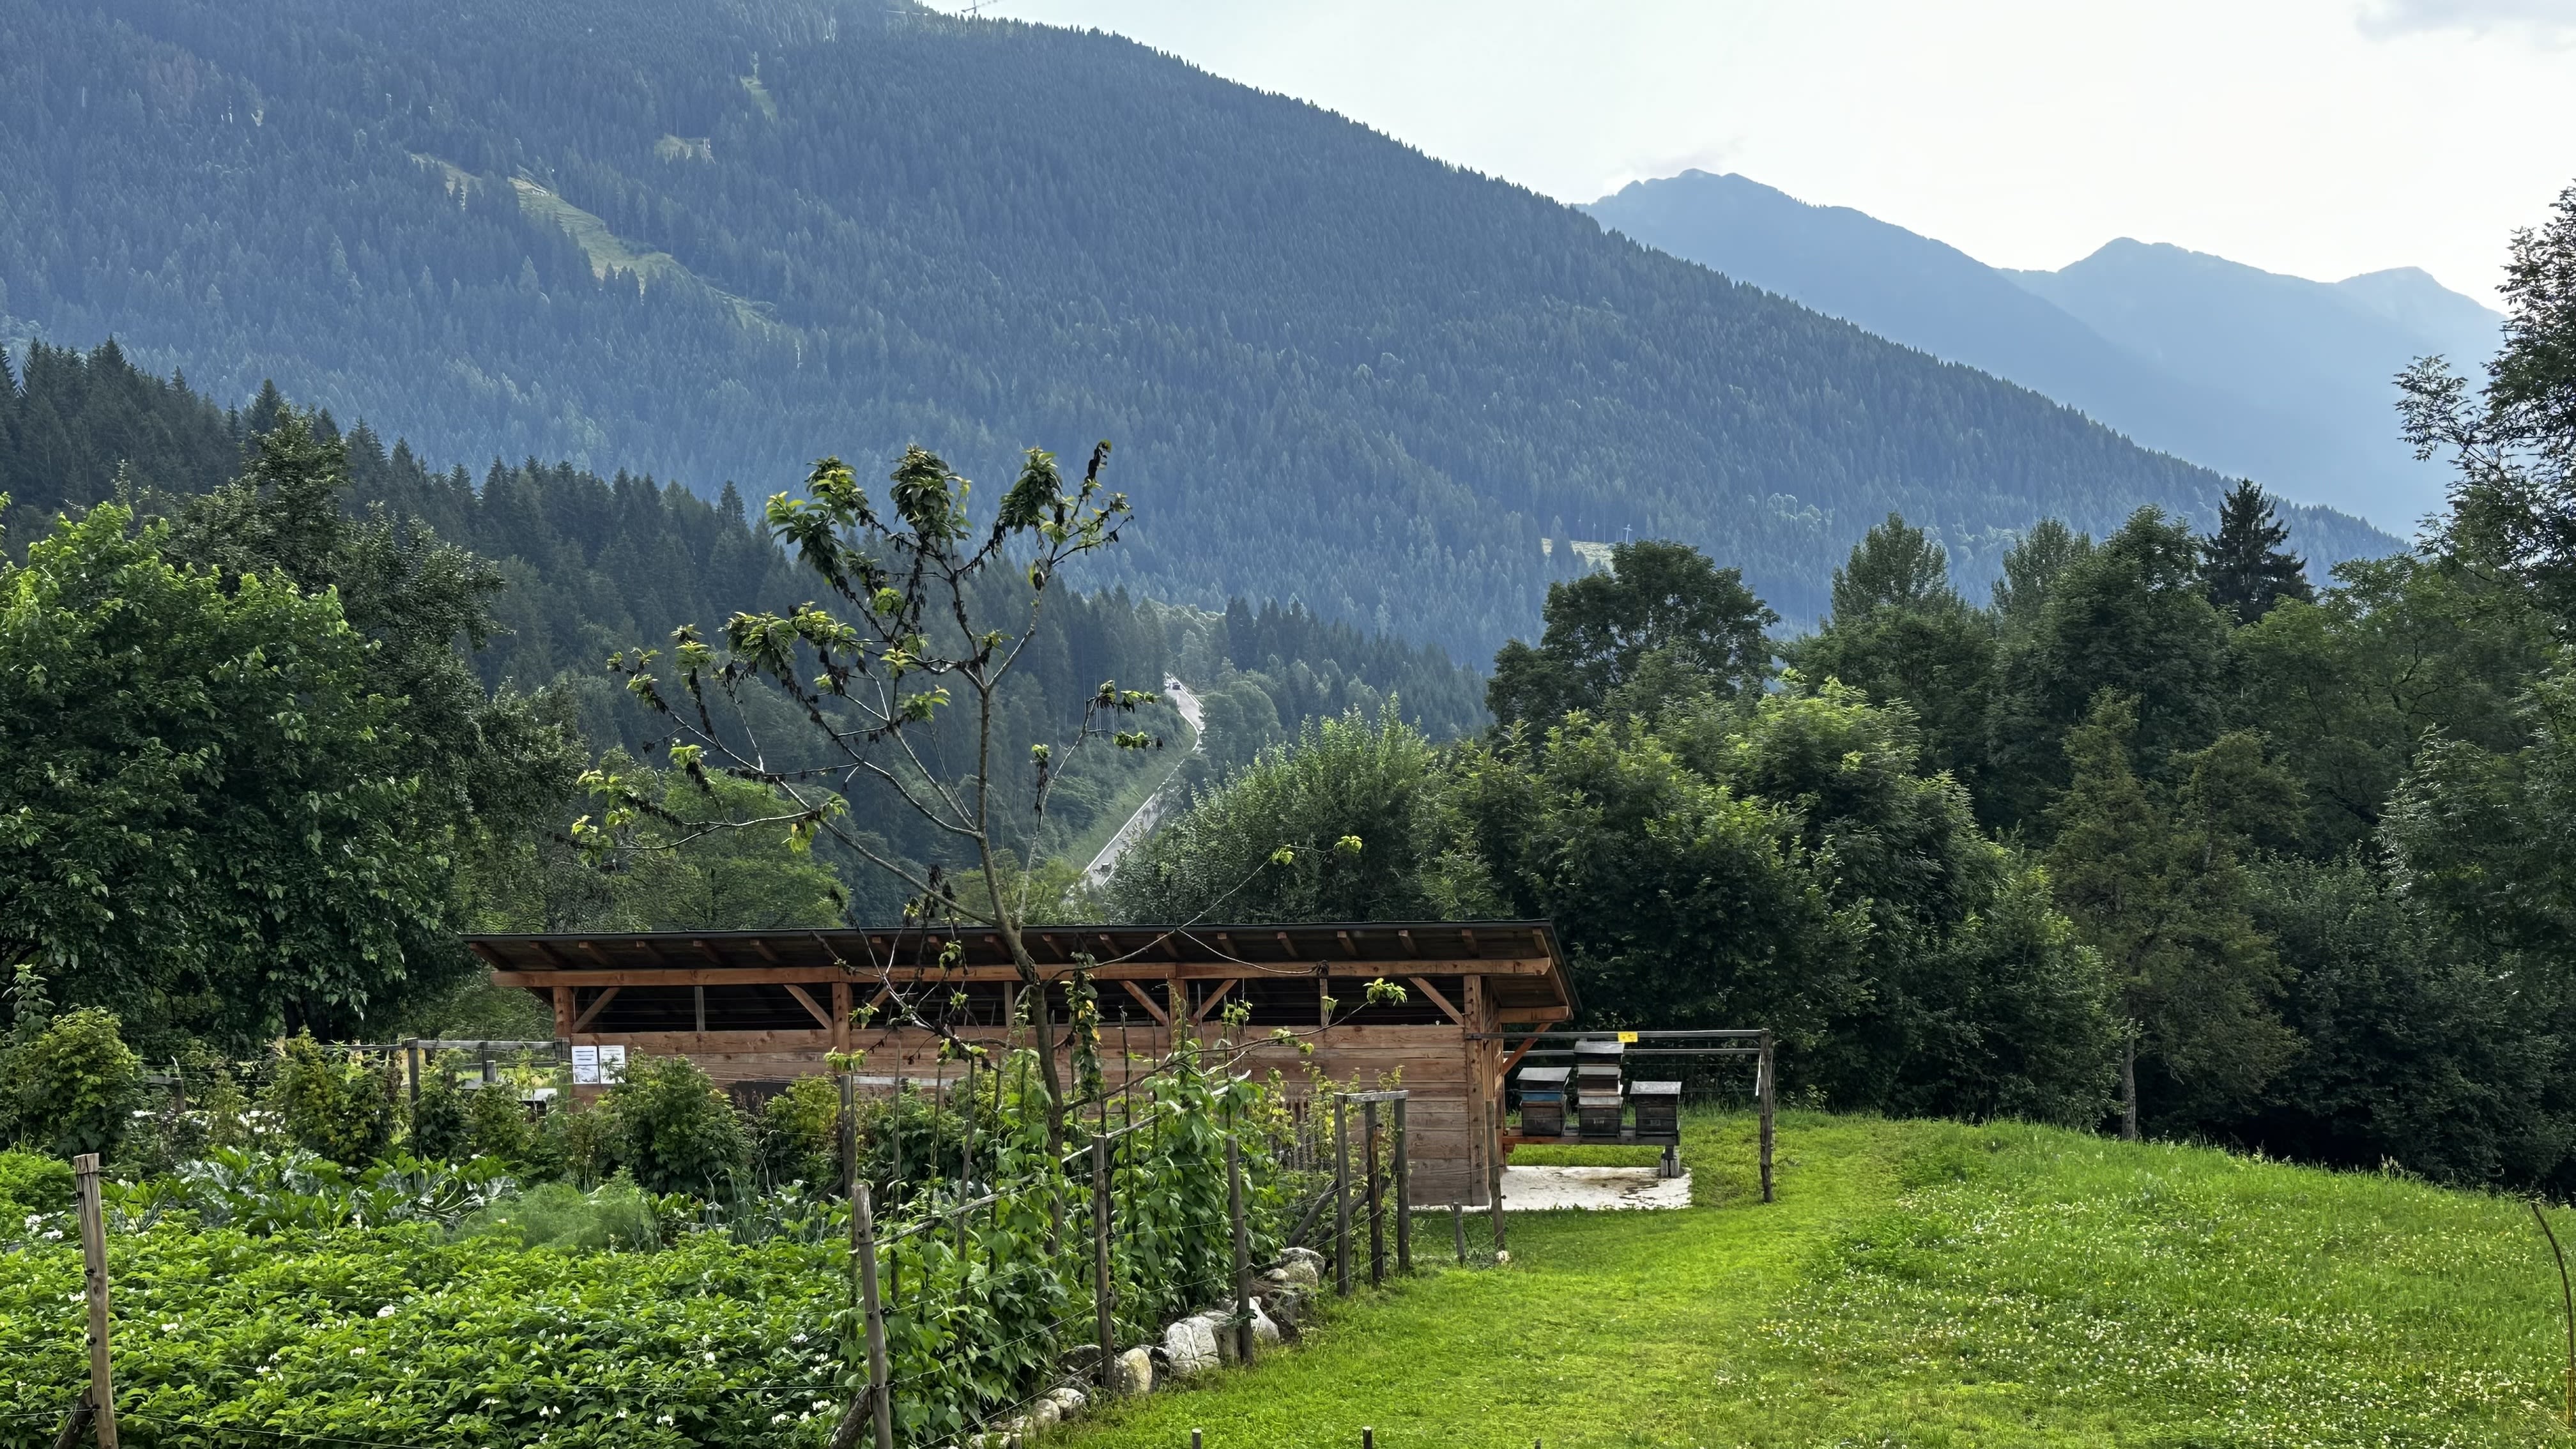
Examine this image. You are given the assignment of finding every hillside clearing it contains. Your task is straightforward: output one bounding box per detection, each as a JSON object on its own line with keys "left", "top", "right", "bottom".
{"left": 1064, "top": 1112, "right": 2572, "bottom": 1448}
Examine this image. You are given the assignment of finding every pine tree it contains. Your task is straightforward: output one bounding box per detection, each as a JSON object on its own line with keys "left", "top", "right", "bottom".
{"left": 2201, "top": 479, "right": 2314, "bottom": 624}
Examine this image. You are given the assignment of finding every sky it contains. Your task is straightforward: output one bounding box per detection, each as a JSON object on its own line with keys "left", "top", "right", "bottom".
{"left": 923, "top": 0, "right": 2576, "bottom": 305}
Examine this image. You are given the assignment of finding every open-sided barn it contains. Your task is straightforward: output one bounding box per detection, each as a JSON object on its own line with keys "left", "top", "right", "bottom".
{"left": 470, "top": 921, "right": 1578, "bottom": 1206}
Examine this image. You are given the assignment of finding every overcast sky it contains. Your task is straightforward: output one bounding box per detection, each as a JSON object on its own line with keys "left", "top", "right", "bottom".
{"left": 928, "top": 0, "right": 2576, "bottom": 305}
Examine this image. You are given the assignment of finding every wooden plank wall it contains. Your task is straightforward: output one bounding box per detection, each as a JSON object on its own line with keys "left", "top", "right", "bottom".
{"left": 564, "top": 1021, "right": 1491, "bottom": 1206}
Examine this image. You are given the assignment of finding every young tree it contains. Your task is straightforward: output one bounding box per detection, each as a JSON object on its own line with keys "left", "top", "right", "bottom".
{"left": 2199, "top": 479, "right": 2313, "bottom": 624}
{"left": 2046, "top": 694, "right": 2298, "bottom": 1140}
{"left": 595, "top": 444, "right": 1148, "bottom": 1147}
{"left": 1989, "top": 518, "right": 2093, "bottom": 632}
{"left": 1486, "top": 539, "right": 1777, "bottom": 726}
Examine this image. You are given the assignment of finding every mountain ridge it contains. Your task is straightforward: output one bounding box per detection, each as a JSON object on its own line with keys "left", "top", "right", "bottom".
{"left": 1586, "top": 170, "right": 2493, "bottom": 531}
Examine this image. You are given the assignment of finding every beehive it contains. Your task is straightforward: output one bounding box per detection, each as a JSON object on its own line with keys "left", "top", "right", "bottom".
{"left": 1516, "top": 1065, "right": 1570, "bottom": 1137}
{"left": 1632, "top": 1079, "right": 1681, "bottom": 1138}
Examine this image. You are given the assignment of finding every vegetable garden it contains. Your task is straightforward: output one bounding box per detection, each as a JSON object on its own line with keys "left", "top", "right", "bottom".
{"left": 0, "top": 1030, "right": 1347, "bottom": 1449}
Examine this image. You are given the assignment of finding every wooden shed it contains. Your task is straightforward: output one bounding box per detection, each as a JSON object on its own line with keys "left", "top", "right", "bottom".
{"left": 470, "top": 921, "right": 1578, "bottom": 1206}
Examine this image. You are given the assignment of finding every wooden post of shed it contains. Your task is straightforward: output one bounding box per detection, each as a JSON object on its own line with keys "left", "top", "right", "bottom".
{"left": 1487, "top": 1098, "right": 1508, "bottom": 1255}
{"left": 1364, "top": 1098, "right": 1384, "bottom": 1288}
{"left": 1758, "top": 1028, "right": 1776, "bottom": 1204}
{"left": 551, "top": 986, "right": 574, "bottom": 1039}
{"left": 1333, "top": 1094, "right": 1352, "bottom": 1296}
{"left": 73, "top": 1153, "right": 118, "bottom": 1449}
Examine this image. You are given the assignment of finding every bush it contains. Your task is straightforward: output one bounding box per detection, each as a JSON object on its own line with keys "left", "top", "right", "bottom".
{"left": 4, "top": 1006, "right": 144, "bottom": 1159}
{"left": 604, "top": 1056, "right": 748, "bottom": 1197}
{"left": 0, "top": 1148, "right": 73, "bottom": 1213}
{"left": 410, "top": 1071, "right": 471, "bottom": 1162}
{"left": 264, "top": 1034, "right": 397, "bottom": 1166}
{"left": 463, "top": 1078, "right": 533, "bottom": 1165}
{"left": 753, "top": 1076, "right": 841, "bottom": 1190}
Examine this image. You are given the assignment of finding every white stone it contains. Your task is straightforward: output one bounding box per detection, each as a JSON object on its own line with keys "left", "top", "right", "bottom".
{"left": 1046, "top": 1386, "right": 1086, "bottom": 1420}
{"left": 1272, "top": 1257, "right": 1321, "bottom": 1289}
{"left": 1113, "top": 1346, "right": 1155, "bottom": 1396}
{"left": 1248, "top": 1301, "right": 1282, "bottom": 1344}
{"left": 1162, "top": 1315, "right": 1220, "bottom": 1377}
{"left": 1030, "top": 1399, "right": 1061, "bottom": 1432}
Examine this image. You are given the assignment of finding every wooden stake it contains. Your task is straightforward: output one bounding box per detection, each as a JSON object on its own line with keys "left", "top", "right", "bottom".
{"left": 1393, "top": 1094, "right": 1411, "bottom": 1274}
{"left": 1092, "top": 1134, "right": 1116, "bottom": 1390}
{"left": 1758, "top": 1029, "right": 1776, "bottom": 1205}
{"left": 1229, "top": 1133, "right": 1254, "bottom": 1364}
{"left": 1364, "top": 1099, "right": 1384, "bottom": 1289}
{"left": 839, "top": 1072, "right": 858, "bottom": 1199}
{"left": 73, "top": 1154, "right": 117, "bottom": 1449}
{"left": 855, "top": 1183, "right": 894, "bottom": 1449}
{"left": 1333, "top": 1095, "right": 1352, "bottom": 1296}
{"left": 1487, "top": 1100, "right": 1507, "bottom": 1256}
{"left": 1451, "top": 1201, "right": 1466, "bottom": 1264}
{"left": 2537, "top": 1200, "right": 2575, "bottom": 1429}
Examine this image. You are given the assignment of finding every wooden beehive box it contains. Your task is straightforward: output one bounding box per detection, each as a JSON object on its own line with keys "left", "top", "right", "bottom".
{"left": 1576, "top": 1090, "right": 1626, "bottom": 1138}
{"left": 1516, "top": 1065, "right": 1570, "bottom": 1137}
{"left": 1632, "top": 1079, "right": 1681, "bottom": 1138}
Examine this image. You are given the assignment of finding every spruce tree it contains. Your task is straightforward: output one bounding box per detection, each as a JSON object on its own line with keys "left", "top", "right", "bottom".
{"left": 2200, "top": 479, "right": 2313, "bottom": 624}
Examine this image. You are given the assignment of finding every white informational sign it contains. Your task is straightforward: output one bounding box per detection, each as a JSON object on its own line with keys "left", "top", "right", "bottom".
{"left": 571, "top": 1045, "right": 601, "bottom": 1085}
{"left": 597, "top": 1044, "right": 628, "bottom": 1084}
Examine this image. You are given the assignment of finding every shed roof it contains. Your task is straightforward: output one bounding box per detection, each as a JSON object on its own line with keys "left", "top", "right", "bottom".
{"left": 470, "top": 920, "right": 1578, "bottom": 1021}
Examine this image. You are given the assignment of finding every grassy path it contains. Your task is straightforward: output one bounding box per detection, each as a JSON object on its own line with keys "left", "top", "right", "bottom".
{"left": 1062, "top": 1113, "right": 2575, "bottom": 1448}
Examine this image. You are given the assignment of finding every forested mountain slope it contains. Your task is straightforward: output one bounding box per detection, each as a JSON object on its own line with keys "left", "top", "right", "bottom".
{"left": 0, "top": 0, "right": 2390, "bottom": 649}
{"left": 0, "top": 341, "right": 1487, "bottom": 767}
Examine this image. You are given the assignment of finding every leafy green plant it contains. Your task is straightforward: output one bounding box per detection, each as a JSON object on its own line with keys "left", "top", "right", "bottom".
{"left": 604, "top": 1055, "right": 748, "bottom": 1196}
{"left": 3, "top": 1006, "right": 143, "bottom": 1159}
{"left": 458, "top": 1175, "right": 663, "bottom": 1252}
{"left": 265, "top": 1033, "right": 399, "bottom": 1166}
{"left": 0, "top": 1148, "right": 72, "bottom": 1213}
{"left": 410, "top": 1070, "right": 472, "bottom": 1162}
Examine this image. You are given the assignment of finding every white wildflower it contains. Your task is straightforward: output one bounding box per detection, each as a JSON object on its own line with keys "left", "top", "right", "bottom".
{"left": 377, "top": 1305, "right": 397, "bottom": 1318}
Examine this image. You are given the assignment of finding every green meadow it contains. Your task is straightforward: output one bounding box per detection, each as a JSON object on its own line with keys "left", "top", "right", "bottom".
{"left": 1064, "top": 1111, "right": 2573, "bottom": 1448}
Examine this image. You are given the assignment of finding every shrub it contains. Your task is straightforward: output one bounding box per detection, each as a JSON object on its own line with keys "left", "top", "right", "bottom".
{"left": 0, "top": 1148, "right": 73, "bottom": 1212}
{"left": 4, "top": 1006, "right": 144, "bottom": 1159}
{"left": 464, "top": 1078, "right": 536, "bottom": 1165}
{"left": 264, "top": 1034, "right": 397, "bottom": 1166}
{"left": 753, "top": 1076, "right": 842, "bottom": 1190}
{"left": 410, "top": 1070, "right": 471, "bottom": 1162}
{"left": 604, "top": 1055, "right": 749, "bottom": 1197}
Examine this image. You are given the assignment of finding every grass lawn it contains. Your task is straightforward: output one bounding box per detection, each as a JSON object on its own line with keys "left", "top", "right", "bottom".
{"left": 1060, "top": 1111, "right": 2575, "bottom": 1448}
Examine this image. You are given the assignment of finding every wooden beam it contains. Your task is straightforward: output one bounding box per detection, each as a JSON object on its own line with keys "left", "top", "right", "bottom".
{"left": 488, "top": 958, "right": 1556, "bottom": 989}
{"left": 552, "top": 986, "right": 574, "bottom": 1038}
{"left": 570, "top": 987, "right": 622, "bottom": 1033}
{"left": 1275, "top": 930, "right": 1296, "bottom": 961}
{"left": 532, "top": 940, "right": 576, "bottom": 969}
{"left": 1335, "top": 930, "right": 1359, "bottom": 960}
{"left": 468, "top": 941, "right": 506, "bottom": 966}
{"left": 1408, "top": 977, "right": 1464, "bottom": 1027}
{"left": 1192, "top": 979, "right": 1239, "bottom": 1023}
{"left": 831, "top": 980, "right": 853, "bottom": 1053}
{"left": 577, "top": 940, "right": 615, "bottom": 969}
{"left": 1493, "top": 1032, "right": 1543, "bottom": 1093}
{"left": 694, "top": 939, "right": 732, "bottom": 968}
{"left": 751, "top": 938, "right": 784, "bottom": 964}
{"left": 1397, "top": 929, "right": 1418, "bottom": 957}
{"left": 780, "top": 983, "right": 835, "bottom": 1031}
{"left": 1120, "top": 979, "right": 1172, "bottom": 1028}
{"left": 1460, "top": 927, "right": 1480, "bottom": 958}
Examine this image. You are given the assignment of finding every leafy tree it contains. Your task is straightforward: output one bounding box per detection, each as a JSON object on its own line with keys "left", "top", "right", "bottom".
{"left": 464, "top": 1078, "right": 536, "bottom": 1166}
{"left": 2240, "top": 854, "right": 2574, "bottom": 1186}
{"left": 1990, "top": 518, "right": 2094, "bottom": 632}
{"left": 409, "top": 1070, "right": 473, "bottom": 1163}
{"left": 1487, "top": 540, "right": 1776, "bottom": 726}
{"left": 2046, "top": 694, "right": 2298, "bottom": 1139}
{"left": 2402, "top": 181, "right": 2576, "bottom": 625}
{"left": 2199, "top": 479, "right": 2314, "bottom": 624}
{"left": 1108, "top": 707, "right": 1496, "bottom": 924}
{"left": 1984, "top": 509, "right": 2234, "bottom": 830}
{"left": 2, "top": 1006, "right": 144, "bottom": 1160}
{"left": 604, "top": 762, "right": 849, "bottom": 932}
{"left": 1786, "top": 514, "right": 1997, "bottom": 783}
{"left": 0, "top": 501, "right": 453, "bottom": 1049}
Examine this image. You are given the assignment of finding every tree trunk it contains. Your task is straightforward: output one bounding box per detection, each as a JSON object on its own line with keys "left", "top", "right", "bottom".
{"left": 2120, "top": 1035, "right": 2140, "bottom": 1142}
{"left": 995, "top": 921, "right": 1067, "bottom": 1153}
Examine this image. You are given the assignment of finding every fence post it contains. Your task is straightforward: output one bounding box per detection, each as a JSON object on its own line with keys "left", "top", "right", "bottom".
{"left": 1363, "top": 1099, "right": 1384, "bottom": 1289}
{"left": 958, "top": 1055, "right": 976, "bottom": 1262}
{"left": 1758, "top": 1029, "right": 1776, "bottom": 1205}
{"left": 1092, "top": 1133, "right": 1115, "bottom": 1391}
{"left": 73, "top": 1154, "right": 117, "bottom": 1449}
{"left": 839, "top": 1072, "right": 858, "bottom": 1199}
{"left": 1333, "top": 1094, "right": 1351, "bottom": 1296}
{"left": 403, "top": 1040, "right": 420, "bottom": 1116}
{"left": 1228, "top": 1133, "right": 1254, "bottom": 1364}
{"left": 852, "top": 1182, "right": 894, "bottom": 1449}
{"left": 1487, "top": 1099, "right": 1508, "bottom": 1256}
{"left": 1451, "top": 1201, "right": 1466, "bottom": 1264}
{"left": 1393, "top": 1093, "right": 1411, "bottom": 1275}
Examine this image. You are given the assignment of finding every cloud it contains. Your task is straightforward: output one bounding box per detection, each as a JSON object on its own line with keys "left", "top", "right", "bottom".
{"left": 2356, "top": 0, "right": 2576, "bottom": 42}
